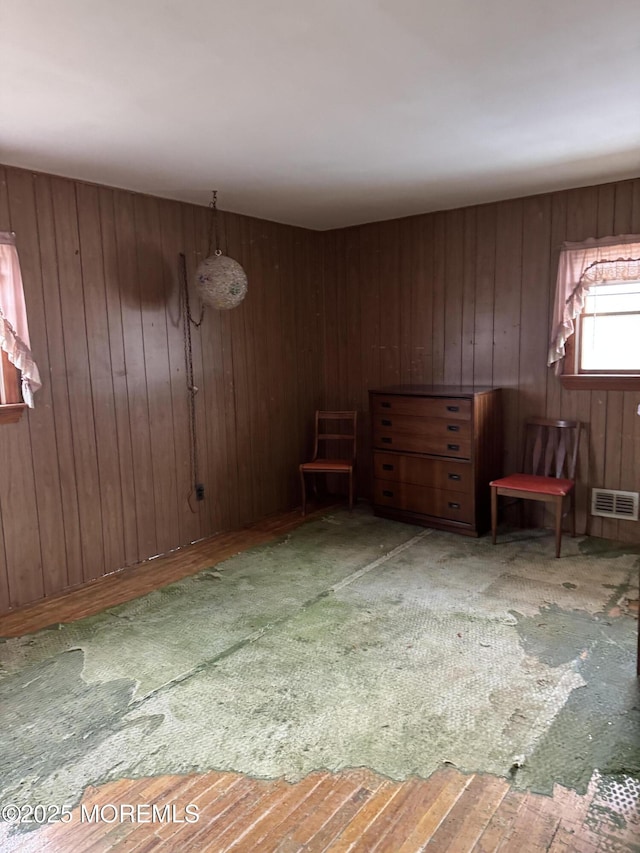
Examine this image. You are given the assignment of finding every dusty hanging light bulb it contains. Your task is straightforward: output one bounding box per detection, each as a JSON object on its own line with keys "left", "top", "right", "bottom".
{"left": 195, "top": 190, "right": 248, "bottom": 310}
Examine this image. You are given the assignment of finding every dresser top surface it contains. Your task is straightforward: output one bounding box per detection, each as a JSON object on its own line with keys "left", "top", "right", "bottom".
{"left": 370, "top": 385, "right": 499, "bottom": 397}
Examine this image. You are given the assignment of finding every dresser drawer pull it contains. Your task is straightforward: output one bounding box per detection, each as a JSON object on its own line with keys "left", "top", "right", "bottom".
{"left": 381, "top": 437, "right": 392, "bottom": 444}
{"left": 382, "top": 463, "right": 394, "bottom": 471}
{"left": 447, "top": 424, "right": 460, "bottom": 432}
{"left": 381, "top": 401, "right": 391, "bottom": 408}
{"left": 448, "top": 502, "right": 461, "bottom": 510}
{"left": 381, "top": 419, "right": 392, "bottom": 426}
{"left": 447, "top": 405, "right": 459, "bottom": 412}
{"left": 383, "top": 490, "right": 394, "bottom": 497}
{"left": 447, "top": 443, "right": 459, "bottom": 451}
{"left": 448, "top": 473, "right": 461, "bottom": 481}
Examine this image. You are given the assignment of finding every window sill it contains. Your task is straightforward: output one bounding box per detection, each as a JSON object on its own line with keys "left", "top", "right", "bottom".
{"left": 560, "top": 374, "right": 640, "bottom": 391}
{"left": 0, "top": 403, "right": 27, "bottom": 424}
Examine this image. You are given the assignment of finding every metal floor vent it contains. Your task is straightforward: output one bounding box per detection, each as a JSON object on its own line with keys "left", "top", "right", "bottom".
{"left": 591, "top": 488, "right": 639, "bottom": 521}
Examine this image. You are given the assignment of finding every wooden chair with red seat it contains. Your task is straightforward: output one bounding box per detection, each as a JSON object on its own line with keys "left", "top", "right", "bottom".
{"left": 490, "top": 418, "right": 581, "bottom": 558}
{"left": 299, "top": 411, "right": 357, "bottom": 515}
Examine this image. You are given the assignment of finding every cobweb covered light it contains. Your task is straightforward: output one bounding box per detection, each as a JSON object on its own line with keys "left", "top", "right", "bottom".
{"left": 195, "top": 189, "right": 248, "bottom": 310}
{"left": 196, "top": 251, "right": 248, "bottom": 310}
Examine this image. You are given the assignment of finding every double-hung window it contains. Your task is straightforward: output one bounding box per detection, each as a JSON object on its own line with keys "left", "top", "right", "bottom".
{"left": 548, "top": 234, "right": 640, "bottom": 389}
{"left": 577, "top": 279, "right": 640, "bottom": 374}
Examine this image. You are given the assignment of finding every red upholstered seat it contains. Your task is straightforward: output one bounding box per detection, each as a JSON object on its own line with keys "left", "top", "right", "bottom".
{"left": 490, "top": 473, "right": 574, "bottom": 497}
{"left": 300, "top": 459, "right": 352, "bottom": 472}
{"left": 490, "top": 418, "right": 581, "bottom": 558}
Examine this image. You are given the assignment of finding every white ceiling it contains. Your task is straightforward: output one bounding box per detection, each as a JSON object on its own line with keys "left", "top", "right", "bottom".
{"left": 2, "top": 0, "right": 639, "bottom": 230}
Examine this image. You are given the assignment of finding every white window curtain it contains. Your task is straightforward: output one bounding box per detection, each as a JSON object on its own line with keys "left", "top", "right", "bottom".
{"left": 548, "top": 233, "right": 640, "bottom": 372}
{"left": 0, "top": 231, "right": 41, "bottom": 407}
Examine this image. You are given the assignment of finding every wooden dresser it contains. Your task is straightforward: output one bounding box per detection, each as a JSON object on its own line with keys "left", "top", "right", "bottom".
{"left": 369, "top": 386, "right": 502, "bottom": 536}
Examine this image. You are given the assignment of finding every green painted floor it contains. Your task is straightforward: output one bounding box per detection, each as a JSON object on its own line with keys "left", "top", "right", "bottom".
{"left": 1, "top": 507, "right": 639, "bottom": 821}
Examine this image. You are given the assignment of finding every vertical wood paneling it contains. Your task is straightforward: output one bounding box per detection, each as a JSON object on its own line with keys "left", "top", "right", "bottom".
{"left": 322, "top": 178, "right": 640, "bottom": 543}
{"left": 345, "top": 227, "right": 363, "bottom": 411}
{"left": 518, "top": 195, "right": 551, "bottom": 430}
{"left": 493, "top": 199, "right": 523, "bottom": 478}
{"left": 250, "top": 218, "right": 275, "bottom": 518}
{"left": 239, "top": 213, "right": 262, "bottom": 521}
{"left": 461, "top": 208, "right": 477, "bottom": 388}
{"left": 226, "top": 212, "right": 255, "bottom": 524}
{"left": 399, "top": 219, "right": 414, "bottom": 386}
{"left": 379, "top": 220, "right": 401, "bottom": 387}
{"left": 133, "top": 193, "right": 180, "bottom": 554}
{"left": 33, "top": 175, "right": 85, "bottom": 587}
{"left": 473, "top": 205, "right": 496, "bottom": 387}
{"left": 158, "top": 197, "right": 200, "bottom": 546}
{"left": 6, "top": 169, "right": 68, "bottom": 595}
{"left": 322, "top": 229, "right": 338, "bottom": 410}
{"left": 443, "top": 209, "right": 465, "bottom": 385}
{"left": 215, "top": 210, "right": 241, "bottom": 529}
{"left": 113, "top": 190, "right": 157, "bottom": 561}
{"left": 195, "top": 202, "right": 231, "bottom": 532}
{"left": 360, "top": 223, "right": 381, "bottom": 400}
{"left": 76, "top": 182, "right": 126, "bottom": 573}
{"left": 99, "top": 188, "right": 140, "bottom": 563}
{"left": 181, "top": 203, "right": 211, "bottom": 532}
{"left": 333, "top": 229, "right": 349, "bottom": 408}
{"left": 51, "top": 176, "right": 106, "bottom": 582}
{"left": 0, "top": 168, "right": 44, "bottom": 605}
{"left": 0, "top": 166, "right": 325, "bottom": 612}
{"left": 431, "top": 213, "right": 447, "bottom": 385}
{"left": 411, "top": 214, "right": 434, "bottom": 385}
{"left": 545, "top": 193, "right": 567, "bottom": 418}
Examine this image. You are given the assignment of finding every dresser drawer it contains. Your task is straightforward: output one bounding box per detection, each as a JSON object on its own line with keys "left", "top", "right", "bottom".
{"left": 372, "top": 394, "right": 471, "bottom": 421}
{"left": 373, "top": 431, "right": 471, "bottom": 458}
{"left": 373, "top": 414, "right": 471, "bottom": 458}
{"left": 372, "top": 413, "right": 471, "bottom": 441}
{"left": 374, "top": 479, "right": 474, "bottom": 524}
{"left": 373, "top": 452, "right": 471, "bottom": 494}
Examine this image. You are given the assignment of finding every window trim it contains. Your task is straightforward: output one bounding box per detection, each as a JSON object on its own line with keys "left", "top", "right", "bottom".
{"left": 0, "top": 403, "right": 27, "bottom": 425}
{"left": 0, "top": 348, "right": 26, "bottom": 423}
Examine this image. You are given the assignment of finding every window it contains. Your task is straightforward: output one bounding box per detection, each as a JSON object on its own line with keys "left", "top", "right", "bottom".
{"left": 548, "top": 234, "right": 640, "bottom": 390}
{"left": 0, "top": 231, "right": 41, "bottom": 422}
{"left": 577, "top": 280, "right": 640, "bottom": 374}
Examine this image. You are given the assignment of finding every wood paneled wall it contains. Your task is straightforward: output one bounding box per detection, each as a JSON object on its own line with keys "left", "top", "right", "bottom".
{"left": 0, "top": 166, "right": 324, "bottom": 611}
{"left": 2, "top": 166, "right": 639, "bottom": 611}
{"left": 322, "top": 178, "right": 640, "bottom": 543}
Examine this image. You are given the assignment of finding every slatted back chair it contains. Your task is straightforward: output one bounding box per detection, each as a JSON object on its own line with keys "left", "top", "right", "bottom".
{"left": 299, "top": 411, "right": 357, "bottom": 515}
{"left": 490, "top": 419, "right": 581, "bottom": 557}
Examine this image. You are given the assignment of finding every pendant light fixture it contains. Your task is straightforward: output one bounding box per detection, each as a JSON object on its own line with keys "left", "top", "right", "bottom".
{"left": 195, "top": 190, "right": 248, "bottom": 310}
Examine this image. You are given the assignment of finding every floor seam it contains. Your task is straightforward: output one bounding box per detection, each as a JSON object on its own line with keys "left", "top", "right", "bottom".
{"left": 127, "top": 530, "right": 432, "bottom": 709}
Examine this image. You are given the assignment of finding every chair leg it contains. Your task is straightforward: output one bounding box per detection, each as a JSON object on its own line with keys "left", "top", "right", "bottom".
{"left": 348, "top": 470, "right": 353, "bottom": 512}
{"left": 491, "top": 486, "right": 498, "bottom": 545}
{"left": 571, "top": 489, "right": 576, "bottom": 538}
{"left": 300, "top": 468, "right": 307, "bottom": 516}
{"left": 554, "top": 496, "right": 563, "bottom": 558}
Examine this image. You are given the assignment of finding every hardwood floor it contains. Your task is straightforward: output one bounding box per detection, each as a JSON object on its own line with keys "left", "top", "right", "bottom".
{"left": 1, "top": 505, "right": 638, "bottom": 852}
{"left": 0, "top": 502, "right": 336, "bottom": 637}
{"left": 2, "top": 765, "right": 638, "bottom": 852}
